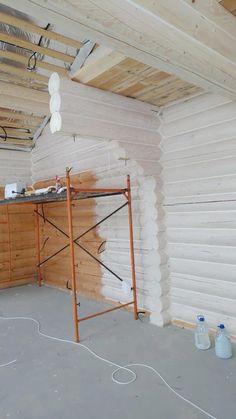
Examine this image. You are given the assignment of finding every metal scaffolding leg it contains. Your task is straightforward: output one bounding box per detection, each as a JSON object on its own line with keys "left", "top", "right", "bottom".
{"left": 33, "top": 171, "right": 138, "bottom": 340}
{"left": 127, "top": 175, "right": 138, "bottom": 320}
{"left": 66, "top": 169, "right": 79, "bottom": 342}
{"left": 35, "top": 204, "right": 42, "bottom": 287}
{"left": 6, "top": 204, "right": 12, "bottom": 283}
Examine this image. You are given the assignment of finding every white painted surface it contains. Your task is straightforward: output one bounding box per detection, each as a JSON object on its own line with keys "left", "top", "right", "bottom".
{"left": 161, "top": 92, "right": 236, "bottom": 334}
{"left": 32, "top": 84, "right": 168, "bottom": 327}
{"left": 0, "top": 149, "right": 31, "bottom": 185}
{"left": 5, "top": 0, "right": 236, "bottom": 97}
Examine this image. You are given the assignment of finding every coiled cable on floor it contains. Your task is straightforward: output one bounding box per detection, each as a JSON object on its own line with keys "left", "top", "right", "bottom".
{"left": 0, "top": 316, "right": 217, "bottom": 419}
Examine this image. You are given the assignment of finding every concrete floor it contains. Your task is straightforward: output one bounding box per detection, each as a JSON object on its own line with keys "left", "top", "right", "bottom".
{"left": 0, "top": 285, "right": 235, "bottom": 419}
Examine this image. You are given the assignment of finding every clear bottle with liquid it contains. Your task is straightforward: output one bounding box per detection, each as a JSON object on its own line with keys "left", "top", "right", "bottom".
{"left": 194, "top": 315, "right": 211, "bottom": 350}
{"left": 215, "top": 324, "right": 232, "bottom": 359}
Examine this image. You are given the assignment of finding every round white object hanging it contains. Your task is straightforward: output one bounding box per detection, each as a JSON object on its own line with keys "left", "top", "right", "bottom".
{"left": 50, "top": 92, "right": 61, "bottom": 113}
{"left": 48, "top": 72, "right": 60, "bottom": 96}
{"left": 50, "top": 112, "right": 62, "bottom": 133}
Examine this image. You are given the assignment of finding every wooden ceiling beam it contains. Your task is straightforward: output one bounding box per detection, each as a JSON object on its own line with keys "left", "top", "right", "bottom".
{"left": 0, "top": 11, "right": 83, "bottom": 50}
{"left": 0, "top": 109, "right": 42, "bottom": 124}
{"left": 0, "top": 72, "right": 46, "bottom": 91}
{"left": 0, "top": 49, "right": 68, "bottom": 77}
{"left": 0, "top": 127, "right": 33, "bottom": 138}
{"left": 0, "top": 63, "right": 48, "bottom": 83}
{"left": 219, "top": 0, "right": 236, "bottom": 12}
{"left": 5, "top": 0, "right": 236, "bottom": 98}
{"left": 0, "top": 119, "right": 35, "bottom": 130}
{"left": 0, "top": 81, "right": 48, "bottom": 103}
{"left": 0, "top": 31, "right": 74, "bottom": 64}
{"left": 0, "top": 138, "right": 32, "bottom": 147}
{"left": 0, "top": 95, "right": 48, "bottom": 116}
{"left": 71, "top": 46, "right": 126, "bottom": 83}
{"left": 0, "top": 116, "right": 42, "bottom": 127}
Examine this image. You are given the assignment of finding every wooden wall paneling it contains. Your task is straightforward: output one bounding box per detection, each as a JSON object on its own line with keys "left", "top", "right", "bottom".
{"left": 33, "top": 172, "right": 104, "bottom": 301}
{"left": 0, "top": 187, "right": 36, "bottom": 288}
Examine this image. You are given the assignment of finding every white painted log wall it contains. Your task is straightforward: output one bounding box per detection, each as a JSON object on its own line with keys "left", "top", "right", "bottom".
{"left": 161, "top": 92, "right": 236, "bottom": 334}
{"left": 0, "top": 149, "right": 31, "bottom": 185}
{"left": 32, "top": 84, "right": 169, "bottom": 326}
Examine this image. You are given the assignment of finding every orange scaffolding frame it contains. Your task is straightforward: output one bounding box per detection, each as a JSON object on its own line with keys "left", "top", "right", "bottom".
{"left": 0, "top": 168, "right": 138, "bottom": 342}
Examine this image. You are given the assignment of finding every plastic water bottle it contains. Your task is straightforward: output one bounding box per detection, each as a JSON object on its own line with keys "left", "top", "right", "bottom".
{"left": 215, "top": 324, "right": 232, "bottom": 359}
{"left": 194, "top": 315, "right": 211, "bottom": 350}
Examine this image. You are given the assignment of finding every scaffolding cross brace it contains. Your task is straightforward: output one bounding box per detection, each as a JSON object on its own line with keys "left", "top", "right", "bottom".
{"left": 33, "top": 169, "right": 138, "bottom": 342}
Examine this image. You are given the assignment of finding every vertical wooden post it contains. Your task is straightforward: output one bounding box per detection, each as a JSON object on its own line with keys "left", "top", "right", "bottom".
{"left": 127, "top": 175, "right": 138, "bottom": 320}
{"left": 6, "top": 204, "right": 12, "bottom": 283}
{"left": 35, "top": 204, "right": 42, "bottom": 286}
{"left": 66, "top": 169, "right": 79, "bottom": 342}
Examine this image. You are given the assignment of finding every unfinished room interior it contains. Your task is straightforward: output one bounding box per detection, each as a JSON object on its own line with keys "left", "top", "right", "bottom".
{"left": 1, "top": 0, "right": 236, "bottom": 418}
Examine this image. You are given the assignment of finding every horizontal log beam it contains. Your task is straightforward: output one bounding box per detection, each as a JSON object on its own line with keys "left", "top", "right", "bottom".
{"left": 0, "top": 49, "right": 68, "bottom": 77}
{"left": 0, "top": 63, "right": 48, "bottom": 83}
{"left": 0, "top": 110, "right": 43, "bottom": 124}
{"left": 0, "top": 95, "right": 48, "bottom": 116}
{"left": 0, "top": 81, "right": 48, "bottom": 104}
{"left": 0, "top": 119, "right": 35, "bottom": 130}
{"left": 72, "top": 46, "right": 126, "bottom": 83}
{"left": 0, "top": 138, "right": 32, "bottom": 147}
{"left": 0, "top": 127, "right": 32, "bottom": 138}
{"left": 0, "top": 11, "right": 83, "bottom": 49}
{"left": 0, "top": 31, "right": 74, "bottom": 64}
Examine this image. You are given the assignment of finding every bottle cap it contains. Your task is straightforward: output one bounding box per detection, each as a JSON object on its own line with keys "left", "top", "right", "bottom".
{"left": 218, "top": 324, "right": 225, "bottom": 329}
{"left": 197, "top": 315, "right": 204, "bottom": 322}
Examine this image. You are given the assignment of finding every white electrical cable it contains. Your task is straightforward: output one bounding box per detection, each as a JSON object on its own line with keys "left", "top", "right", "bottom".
{"left": 0, "top": 359, "right": 17, "bottom": 368}
{"left": 0, "top": 316, "right": 217, "bottom": 419}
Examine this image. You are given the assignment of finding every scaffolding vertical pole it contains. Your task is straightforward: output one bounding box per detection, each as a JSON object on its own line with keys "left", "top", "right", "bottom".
{"left": 6, "top": 204, "right": 12, "bottom": 283}
{"left": 66, "top": 169, "right": 79, "bottom": 342}
{"left": 35, "top": 204, "right": 42, "bottom": 286}
{"left": 127, "top": 175, "right": 138, "bottom": 320}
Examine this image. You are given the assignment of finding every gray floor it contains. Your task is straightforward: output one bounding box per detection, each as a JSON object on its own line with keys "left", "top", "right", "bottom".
{"left": 0, "top": 285, "right": 235, "bottom": 419}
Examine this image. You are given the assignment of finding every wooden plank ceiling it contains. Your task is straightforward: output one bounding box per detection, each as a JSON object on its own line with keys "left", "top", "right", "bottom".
{"left": 79, "top": 57, "right": 202, "bottom": 107}
{"left": 220, "top": 0, "right": 236, "bottom": 16}
{"left": 0, "top": 8, "right": 82, "bottom": 149}
{"left": 0, "top": 4, "right": 219, "bottom": 149}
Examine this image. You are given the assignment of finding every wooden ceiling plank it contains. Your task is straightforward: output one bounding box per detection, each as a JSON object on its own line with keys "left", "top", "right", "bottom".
{"left": 0, "top": 109, "right": 43, "bottom": 124}
{"left": 0, "top": 138, "right": 32, "bottom": 146}
{"left": 3, "top": 0, "right": 236, "bottom": 97}
{"left": 0, "top": 11, "right": 83, "bottom": 49}
{"left": 71, "top": 46, "right": 126, "bottom": 83}
{"left": 88, "top": 61, "right": 153, "bottom": 92}
{"left": 136, "top": 79, "right": 202, "bottom": 105}
{"left": 0, "top": 115, "right": 42, "bottom": 126}
{"left": 0, "top": 71, "right": 46, "bottom": 90}
{"left": 86, "top": 58, "right": 147, "bottom": 89}
{"left": 219, "top": 0, "right": 236, "bottom": 13}
{"left": 86, "top": 67, "right": 124, "bottom": 89}
{"left": 0, "top": 127, "right": 33, "bottom": 138}
{"left": 0, "top": 119, "right": 34, "bottom": 129}
{"left": 0, "top": 49, "right": 68, "bottom": 76}
{"left": 0, "top": 63, "right": 48, "bottom": 83}
{"left": 0, "top": 81, "right": 48, "bottom": 103}
{"left": 118, "top": 82, "right": 146, "bottom": 97}
{"left": 110, "top": 67, "right": 159, "bottom": 93}
{"left": 144, "top": 71, "right": 171, "bottom": 85}
{"left": 0, "top": 31, "right": 74, "bottom": 64}
{"left": 0, "top": 95, "right": 48, "bottom": 116}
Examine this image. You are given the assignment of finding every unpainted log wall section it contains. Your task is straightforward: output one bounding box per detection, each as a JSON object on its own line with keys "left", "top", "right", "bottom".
{"left": 35, "top": 172, "right": 103, "bottom": 300}
{"left": 0, "top": 150, "right": 34, "bottom": 288}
